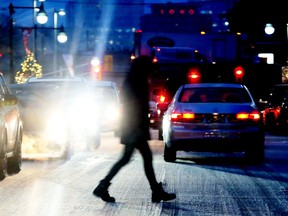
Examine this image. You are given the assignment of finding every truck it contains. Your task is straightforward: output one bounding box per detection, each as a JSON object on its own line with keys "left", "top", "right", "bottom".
{"left": 133, "top": 30, "right": 238, "bottom": 63}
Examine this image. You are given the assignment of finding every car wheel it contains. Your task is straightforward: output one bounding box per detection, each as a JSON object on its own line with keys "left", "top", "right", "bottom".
{"left": 164, "top": 143, "right": 176, "bottom": 162}
{"left": 7, "top": 129, "right": 22, "bottom": 174}
{"left": 61, "top": 125, "right": 75, "bottom": 160}
{"left": 0, "top": 132, "right": 8, "bottom": 180}
{"left": 62, "top": 139, "right": 75, "bottom": 160}
{"left": 245, "top": 140, "right": 265, "bottom": 164}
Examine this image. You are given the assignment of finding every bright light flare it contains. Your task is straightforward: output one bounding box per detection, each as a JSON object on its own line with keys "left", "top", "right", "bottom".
{"left": 91, "top": 57, "right": 100, "bottom": 66}
{"left": 45, "top": 111, "right": 68, "bottom": 143}
{"left": 103, "top": 104, "right": 120, "bottom": 123}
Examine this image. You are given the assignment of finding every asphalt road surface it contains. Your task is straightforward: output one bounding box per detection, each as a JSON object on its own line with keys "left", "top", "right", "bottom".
{"left": 0, "top": 130, "right": 288, "bottom": 216}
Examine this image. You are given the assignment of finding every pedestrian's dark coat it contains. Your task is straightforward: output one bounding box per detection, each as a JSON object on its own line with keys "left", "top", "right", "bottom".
{"left": 120, "top": 55, "right": 152, "bottom": 145}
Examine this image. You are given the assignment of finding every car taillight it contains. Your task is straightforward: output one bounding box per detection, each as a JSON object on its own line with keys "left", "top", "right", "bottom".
{"left": 170, "top": 113, "right": 182, "bottom": 121}
{"left": 170, "top": 112, "right": 196, "bottom": 122}
{"left": 236, "top": 111, "right": 261, "bottom": 121}
{"left": 159, "top": 94, "right": 166, "bottom": 103}
{"left": 183, "top": 113, "right": 195, "bottom": 119}
{"left": 187, "top": 68, "right": 201, "bottom": 83}
{"left": 152, "top": 57, "right": 158, "bottom": 63}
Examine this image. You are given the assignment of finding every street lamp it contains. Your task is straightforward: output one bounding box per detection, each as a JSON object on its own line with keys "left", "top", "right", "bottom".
{"left": 36, "top": 3, "right": 48, "bottom": 24}
{"left": 57, "top": 26, "right": 68, "bottom": 43}
{"left": 22, "top": 26, "right": 67, "bottom": 40}
{"left": 9, "top": 3, "right": 48, "bottom": 24}
{"left": 265, "top": 23, "right": 275, "bottom": 35}
{"left": 8, "top": 2, "right": 48, "bottom": 83}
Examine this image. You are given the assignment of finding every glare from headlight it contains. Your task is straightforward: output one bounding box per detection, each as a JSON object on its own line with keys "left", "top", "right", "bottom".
{"left": 45, "top": 111, "right": 68, "bottom": 143}
{"left": 105, "top": 105, "right": 120, "bottom": 122}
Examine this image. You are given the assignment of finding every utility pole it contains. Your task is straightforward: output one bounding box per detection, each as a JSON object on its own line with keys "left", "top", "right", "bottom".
{"left": 9, "top": 3, "right": 15, "bottom": 83}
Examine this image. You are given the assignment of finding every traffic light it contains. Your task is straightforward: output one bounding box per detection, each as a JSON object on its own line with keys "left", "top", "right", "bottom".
{"left": 187, "top": 67, "right": 201, "bottom": 83}
{"left": 234, "top": 65, "right": 244, "bottom": 82}
{"left": 91, "top": 57, "right": 102, "bottom": 80}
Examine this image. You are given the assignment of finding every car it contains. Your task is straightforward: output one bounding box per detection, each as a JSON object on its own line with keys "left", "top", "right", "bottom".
{"left": 262, "top": 84, "right": 288, "bottom": 133}
{"left": 0, "top": 73, "right": 23, "bottom": 180}
{"left": 87, "top": 80, "right": 121, "bottom": 136}
{"left": 9, "top": 76, "right": 100, "bottom": 159}
{"left": 149, "top": 100, "right": 159, "bottom": 129}
{"left": 150, "top": 78, "right": 185, "bottom": 140}
{"left": 162, "top": 83, "right": 265, "bottom": 163}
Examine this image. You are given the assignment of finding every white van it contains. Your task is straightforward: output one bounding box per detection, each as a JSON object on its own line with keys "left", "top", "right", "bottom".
{"left": 151, "top": 46, "right": 209, "bottom": 64}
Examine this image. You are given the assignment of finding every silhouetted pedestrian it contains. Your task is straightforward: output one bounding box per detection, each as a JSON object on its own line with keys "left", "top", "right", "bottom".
{"left": 93, "top": 55, "right": 176, "bottom": 203}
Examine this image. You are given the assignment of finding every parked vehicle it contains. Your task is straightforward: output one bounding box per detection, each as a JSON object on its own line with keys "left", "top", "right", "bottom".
{"left": 0, "top": 73, "right": 23, "bottom": 180}
{"left": 162, "top": 83, "right": 265, "bottom": 163}
{"left": 262, "top": 84, "right": 288, "bottom": 133}
{"left": 149, "top": 100, "right": 159, "bottom": 129}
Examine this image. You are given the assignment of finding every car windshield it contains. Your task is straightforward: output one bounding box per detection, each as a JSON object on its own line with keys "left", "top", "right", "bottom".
{"left": 27, "top": 81, "right": 88, "bottom": 99}
{"left": 179, "top": 87, "right": 252, "bottom": 103}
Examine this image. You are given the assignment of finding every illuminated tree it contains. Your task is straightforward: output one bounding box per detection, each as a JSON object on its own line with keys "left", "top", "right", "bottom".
{"left": 15, "top": 52, "right": 42, "bottom": 84}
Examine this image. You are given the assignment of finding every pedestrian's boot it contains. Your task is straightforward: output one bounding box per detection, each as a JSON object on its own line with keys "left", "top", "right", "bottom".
{"left": 151, "top": 182, "right": 176, "bottom": 203}
{"left": 93, "top": 180, "right": 115, "bottom": 202}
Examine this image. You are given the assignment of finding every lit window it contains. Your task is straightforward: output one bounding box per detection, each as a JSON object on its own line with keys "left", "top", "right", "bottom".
{"left": 258, "top": 53, "right": 274, "bottom": 64}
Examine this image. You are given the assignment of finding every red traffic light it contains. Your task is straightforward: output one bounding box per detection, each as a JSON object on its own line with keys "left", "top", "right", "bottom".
{"left": 187, "top": 68, "right": 201, "bottom": 83}
{"left": 234, "top": 66, "right": 244, "bottom": 82}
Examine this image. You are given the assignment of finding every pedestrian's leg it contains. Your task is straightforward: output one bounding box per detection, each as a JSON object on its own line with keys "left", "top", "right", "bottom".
{"left": 104, "top": 144, "right": 135, "bottom": 182}
{"left": 137, "top": 141, "right": 176, "bottom": 202}
{"left": 137, "top": 140, "right": 158, "bottom": 188}
{"left": 93, "top": 144, "right": 135, "bottom": 202}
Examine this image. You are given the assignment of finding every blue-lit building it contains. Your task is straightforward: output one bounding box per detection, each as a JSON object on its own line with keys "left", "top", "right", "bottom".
{"left": 2, "top": 0, "right": 286, "bottom": 79}
{"left": 64, "top": 0, "right": 237, "bottom": 53}
{"left": 1, "top": 0, "right": 239, "bottom": 77}
{"left": 62, "top": 0, "right": 239, "bottom": 76}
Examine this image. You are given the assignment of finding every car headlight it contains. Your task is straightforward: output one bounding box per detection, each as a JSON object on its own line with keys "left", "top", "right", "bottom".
{"left": 45, "top": 111, "right": 68, "bottom": 143}
{"left": 104, "top": 105, "right": 120, "bottom": 122}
